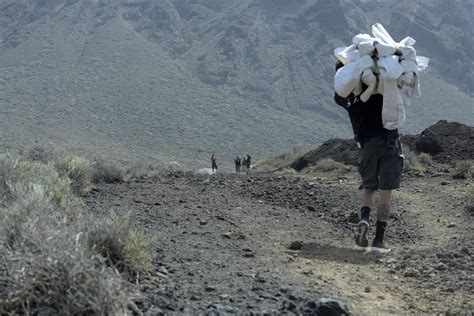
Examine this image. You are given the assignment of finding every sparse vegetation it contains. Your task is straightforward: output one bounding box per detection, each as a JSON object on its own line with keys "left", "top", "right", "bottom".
{"left": 452, "top": 160, "right": 473, "bottom": 179}
{"left": 125, "top": 161, "right": 162, "bottom": 180}
{"left": 0, "top": 154, "right": 150, "bottom": 314}
{"left": 0, "top": 156, "right": 83, "bottom": 218}
{"left": 164, "top": 160, "right": 193, "bottom": 177}
{"left": 24, "top": 145, "right": 55, "bottom": 163}
{"left": 87, "top": 211, "right": 152, "bottom": 278}
{"left": 275, "top": 168, "right": 298, "bottom": 176}
{"left": 403, "top": 150, "right": 427, "bottom": 173}
{"left": 304, "top": 158, "right": 352, "bottom": 173}
{"left": 254, "top": 147, "right": 313, "bottom": 172}
{"left": 0, "top": 232, "right": 130, "bottom": 315}
{"left": 54, "top": 154, "right": 94, "bottom": 194}
{"left": 92, "top": 158, "right": 125, "bottom": 184}
{"left": 418, "top": 152, "right": 433, "bottom": 166}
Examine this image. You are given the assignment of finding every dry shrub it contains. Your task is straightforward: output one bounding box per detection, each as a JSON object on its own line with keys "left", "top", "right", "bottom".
{"left": 167, "top": 160, "right": 184, "bottom": 171}
{"left": 126, "top": 162, "right": 161, "bottom": 180}
{"left": 452, "top": 160, "right": 474, "bottom": 179}
{"left": 24, "top": 145, "right": 55, "bottom": 163}
{"left": 418, "top": 152, "right": 433, "bottom": 166}
{"left": 1, "top": 231, "right": 130, "bottom": 315}
{"left": 88, "top": 212, "right": 152, "bottom": 279}
{"left": 0, "top": 155, "right": 135, "bottom": 314}
{"left": 275, "top": 168, "right": 297, "bottom": 176}
{"left": 163, "top": 161, "right": 192, "bottom": 177}
{"left": 92, "top": 159, "right": 125, "bottom": 184}
{"left": 308, "top": 158, "right": 352, "bottom": 173}
{"left": 254, "top": 147, "right": 312, "bottom": 172}
{"left": 54, "top": 154, "right": 94, "bottom": 193}
{"left": 0, "top": 156, "right": 83, "bottom": 218}
{"left": 403, "top": 150, "right": 426, "bottom": 173}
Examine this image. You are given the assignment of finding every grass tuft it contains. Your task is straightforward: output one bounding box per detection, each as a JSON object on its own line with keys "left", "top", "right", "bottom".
{"left": 92, "top": 158, "right": 125, "bottom": 184}
{"left": 298, "top": 158, "right": 353, "bottom": 175}
{"left": 452, "top": 160, "right": 473, "bottom": 179}
{"left": 87, "top": 211, "right": 152, "bottom": 279}
{"left": 0, "top": 155, "right": 137, "bottom": 314}
{"left": 54, "top": 154, "right": 94, "bottom": 194}
{"left": 254, "top": 146, "right": 313, "bottom": 172}
{"left": 403, "top": 150, "right": 426, "bottom": 173}
{"left": 418, "top": 152, "right": 433, "bottom": 166}
{"left": 0, "top": 233, "right": 130, "bottom": 315}
{"left": 308, "top": 158, "right": 352, "bottom": 173}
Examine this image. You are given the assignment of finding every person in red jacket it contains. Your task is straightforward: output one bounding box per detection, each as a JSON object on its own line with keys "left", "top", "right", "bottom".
{"left": 211, "top": 153, "right": 218, "bottom": 174}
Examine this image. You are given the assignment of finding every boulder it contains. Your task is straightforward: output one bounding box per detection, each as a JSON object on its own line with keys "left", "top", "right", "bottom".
{"left": 316, "top": 298, "right": 350, "bottom": 315}
{"left": 416, "top": 130, "right": 442, "bottom": 154}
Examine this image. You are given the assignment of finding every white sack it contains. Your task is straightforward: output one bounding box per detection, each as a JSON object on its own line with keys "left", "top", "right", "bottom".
{"left": 334, "top": 55, "right": 374, "bottom": 97}
{"left": 334, "top": 23, "right": 429, "bottom": 130}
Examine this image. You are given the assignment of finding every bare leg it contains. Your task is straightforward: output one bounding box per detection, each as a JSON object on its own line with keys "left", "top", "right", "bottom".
{"left": 361, "top": 189, "right": 376, "bottom": 209}
{"left": 377, "top": 190, "right": 392, "bottom": 222}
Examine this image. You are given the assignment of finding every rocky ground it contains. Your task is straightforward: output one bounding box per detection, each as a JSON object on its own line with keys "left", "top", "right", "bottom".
{"left": 84, "top": 165, "right": 473, "bottom": 315}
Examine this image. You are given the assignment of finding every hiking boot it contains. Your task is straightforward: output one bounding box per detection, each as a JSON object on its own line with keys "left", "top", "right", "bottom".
{"left": 372, "top": 239, "right": 385, "bottom": 249}
{"left": 354, "top": 220, "right": 369, "bottom": 247}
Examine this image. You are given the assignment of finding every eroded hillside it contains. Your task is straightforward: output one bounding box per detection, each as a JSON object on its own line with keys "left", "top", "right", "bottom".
{"left": 0, "top": 0, "right": 472, "bottom": 167}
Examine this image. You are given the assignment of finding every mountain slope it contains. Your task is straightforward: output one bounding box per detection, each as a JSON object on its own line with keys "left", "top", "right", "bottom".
{"left": 0, "top": 0, "right": 472, "bottom": 167}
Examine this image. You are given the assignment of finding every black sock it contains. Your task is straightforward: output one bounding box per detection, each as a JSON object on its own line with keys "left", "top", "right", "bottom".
{"left": 360, "top": 206, "right": 371, "bottom": 221}
{"left": 374, "top": 221, "right": 387, "bottom": 241}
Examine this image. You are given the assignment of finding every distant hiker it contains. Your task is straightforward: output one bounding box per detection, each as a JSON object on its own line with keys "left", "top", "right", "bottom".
{"left": 334, "top": 60, "right": 403, "bottom": 250}
{"left": 241, "top": 155, "right": 247, "bottom": 172}
{"left": 211, "top": 153, "right": 218, "bottom": 174}
{"left": 246, "top": 154, "right": 251, "bottom": 173}
{"left": 235, "top": 156, "right": 241, "bottom": 173}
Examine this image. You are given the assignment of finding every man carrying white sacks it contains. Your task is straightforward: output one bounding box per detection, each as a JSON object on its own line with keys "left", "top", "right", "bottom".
{"left": 333, "top": 24, "right": 429, "bottom": 250}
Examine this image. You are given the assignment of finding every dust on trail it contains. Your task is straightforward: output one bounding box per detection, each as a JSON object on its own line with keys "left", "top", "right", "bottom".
{"left": 85, "top": 171, "right": 473, "bottom": 314}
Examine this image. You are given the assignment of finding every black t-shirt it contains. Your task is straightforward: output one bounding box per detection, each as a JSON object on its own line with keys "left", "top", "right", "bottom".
{"left": 334, "top": 92, "right": 389, "bottom": 142}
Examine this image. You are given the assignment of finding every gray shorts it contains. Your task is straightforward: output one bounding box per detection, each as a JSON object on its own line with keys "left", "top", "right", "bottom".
{"left": 359, "top": 136, "right": 404, "bottom": 190}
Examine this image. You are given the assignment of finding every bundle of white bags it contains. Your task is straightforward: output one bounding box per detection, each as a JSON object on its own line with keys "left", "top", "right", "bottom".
{"left": 334, "top": 23, "right": 429, "bottom": 130}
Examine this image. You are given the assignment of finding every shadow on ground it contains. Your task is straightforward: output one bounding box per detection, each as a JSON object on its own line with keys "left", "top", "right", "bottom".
{"left": 295, "top": 243, "right": 374, "bottom": 265}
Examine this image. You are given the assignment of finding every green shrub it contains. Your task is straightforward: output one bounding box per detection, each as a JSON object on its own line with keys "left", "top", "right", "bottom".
{"left": 54, "top": 154, "right": 94, "bottom": 193}
{"left": 87, "top": 212, "right": 152, "bottom": 278}
{"left": 452, "top": 160, "right": 473, "bottom": 179}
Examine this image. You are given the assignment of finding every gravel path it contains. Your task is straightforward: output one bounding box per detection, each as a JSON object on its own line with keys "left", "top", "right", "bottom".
{"left": 85, "top": 171, "right": 473, "bottom": 314}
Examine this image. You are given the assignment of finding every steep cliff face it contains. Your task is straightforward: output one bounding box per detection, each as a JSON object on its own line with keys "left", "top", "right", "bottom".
{"left": 0, "top": 0, "right": 472, "bottom": 166}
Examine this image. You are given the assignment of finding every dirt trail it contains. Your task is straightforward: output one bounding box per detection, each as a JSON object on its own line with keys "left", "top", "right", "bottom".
{"left": 85, "top": 171, "right": 473, "bottom": 314}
